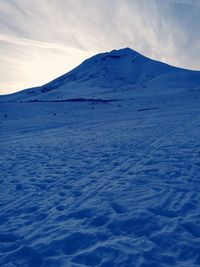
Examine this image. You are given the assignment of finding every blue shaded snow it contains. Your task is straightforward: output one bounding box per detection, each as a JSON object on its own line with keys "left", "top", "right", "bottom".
{"left": 1, "top": 90, "right": 200, "bottom": 267}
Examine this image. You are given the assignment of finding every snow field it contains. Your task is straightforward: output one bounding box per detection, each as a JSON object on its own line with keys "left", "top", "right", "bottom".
{"left": 0, "top": 91, "right": 200, "bottom": 266}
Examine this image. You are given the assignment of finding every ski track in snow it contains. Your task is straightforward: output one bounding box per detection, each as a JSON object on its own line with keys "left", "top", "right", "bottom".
{"left": 0, "top": 95, "right": 200, "bottom": 267}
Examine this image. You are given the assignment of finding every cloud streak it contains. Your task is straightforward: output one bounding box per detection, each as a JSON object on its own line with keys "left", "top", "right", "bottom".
{"left": 0, "top": 0, "right": 199, "bottom": 94}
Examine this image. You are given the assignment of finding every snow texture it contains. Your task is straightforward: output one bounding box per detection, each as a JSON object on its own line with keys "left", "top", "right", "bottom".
{"left": 0, "top": 48, "right": 200, "bottom": 266}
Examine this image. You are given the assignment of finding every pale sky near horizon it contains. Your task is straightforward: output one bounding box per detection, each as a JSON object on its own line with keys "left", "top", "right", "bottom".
{"left": 0, "top": 0, "right": 199, "bottom": 94}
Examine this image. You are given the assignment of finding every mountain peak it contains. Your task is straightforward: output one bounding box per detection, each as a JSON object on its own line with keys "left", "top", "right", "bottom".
{"left": 39, "top": 47, "right": 193, "bottom": 94}
{"left": 2, "top": 47, "right": 200, "bottom": 102}
{"left": 109, "top": 47, "right": 140, "bottom": 57}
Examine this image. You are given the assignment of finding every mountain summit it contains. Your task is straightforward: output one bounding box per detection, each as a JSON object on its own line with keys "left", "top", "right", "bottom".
{"left": 1, "top": 48, "right": 200, "bottom": 102}
{"left": 42, "top": 47, "right": 194, "bottom": 89}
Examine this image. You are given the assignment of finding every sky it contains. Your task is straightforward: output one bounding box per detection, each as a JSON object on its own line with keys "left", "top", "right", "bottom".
{"left": 0, "top": 0, "right": 199, "bottom": 94}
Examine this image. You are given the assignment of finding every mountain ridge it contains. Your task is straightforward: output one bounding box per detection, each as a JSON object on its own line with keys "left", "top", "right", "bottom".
{"left": 1, "top": 47, "right": 200, "bottom": 102}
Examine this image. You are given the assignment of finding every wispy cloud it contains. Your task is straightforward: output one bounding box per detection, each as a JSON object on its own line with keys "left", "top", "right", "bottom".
{"left": 0, "top": 33, "right": 72, "bottom": 51}
{"left": 0, "top": 0, "right": 199, "bottom": 94}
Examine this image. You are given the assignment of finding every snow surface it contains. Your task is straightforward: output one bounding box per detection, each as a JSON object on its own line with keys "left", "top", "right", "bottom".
{"left": 1, "top": 48, "right": 200, "bottom": 266}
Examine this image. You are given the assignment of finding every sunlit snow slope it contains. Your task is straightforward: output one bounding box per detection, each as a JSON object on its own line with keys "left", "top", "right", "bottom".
{"left": 0, "top": 48, "right": 200, "bottom": 267}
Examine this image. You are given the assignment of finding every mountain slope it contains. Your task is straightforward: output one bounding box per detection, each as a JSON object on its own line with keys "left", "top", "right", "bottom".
{"left": 1, "top": 47, "right": 200, "bottom": 102}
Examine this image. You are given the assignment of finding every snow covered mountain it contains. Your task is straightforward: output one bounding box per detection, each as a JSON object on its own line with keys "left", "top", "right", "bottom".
{"left": 1, "top": 47, "right": 200, "bottom": 102}
{"left": 1, "top": 48, "right": 200, "bottom": 267}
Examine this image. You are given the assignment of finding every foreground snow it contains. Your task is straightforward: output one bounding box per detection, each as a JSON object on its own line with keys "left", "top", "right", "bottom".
{"left": 1, "top": 88, "right": 200, "bottom": 266}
